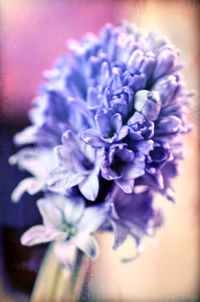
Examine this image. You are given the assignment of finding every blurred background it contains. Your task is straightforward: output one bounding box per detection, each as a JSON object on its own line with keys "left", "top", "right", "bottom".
{"left": 0, "top": 0, "right": 199, "bottom": 301}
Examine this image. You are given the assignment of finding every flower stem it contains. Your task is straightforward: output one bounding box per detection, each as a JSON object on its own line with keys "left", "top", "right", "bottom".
{"left": 30, "top": 245, "right": 89, "bottom": 302}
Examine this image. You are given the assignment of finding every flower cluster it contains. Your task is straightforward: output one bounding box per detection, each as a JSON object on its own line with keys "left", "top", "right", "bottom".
{"left": 10, "top": 22, "right": 191, "bottom": 268}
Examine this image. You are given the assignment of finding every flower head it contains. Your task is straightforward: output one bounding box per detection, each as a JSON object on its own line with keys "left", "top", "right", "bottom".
{"left": 11, "top": 22, "right": 192, "bottom": 266}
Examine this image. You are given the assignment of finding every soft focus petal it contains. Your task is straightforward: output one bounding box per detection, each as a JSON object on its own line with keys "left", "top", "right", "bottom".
{"left": 11, "top": 177, "right": 44, "bottom": 203}
{"left": 77, "top": 201, "right": 111, "bottom": 234}
{"left": 81, "top": 129, "right": 105, "bottom": 147}
{"left": 73, "top": 234, "right": 99, "bottom": 259}
{"left": 156, "top": 115, "right": 181, "bottom": 135}
{"left": 13, "top": 126, "right": 37, "bottom": 146}
{"left": 21, "top": 225, "right": 66, "bottom": 246}
{"left": 61, "top": 130, "right": 78, "bottom": 148}
{"left": 21, "top": 225, "right": 48, "bottom": 246}
{"left": 47, "top": 167, "right": 85, "bottom": 191}
{"left": 115, "top": 178, "right": 134, "bottom": 194}
{"left": 111, "top": 220, "right": 128, "bottom": 249}
{"left": 63, "top": 196, "right": 85, "bottom": 225}
{"left": 54, "top": 241, "right": 76, "bottom": 270}
{"left": 37, "top": 198, "right": 63, "bottom": 227}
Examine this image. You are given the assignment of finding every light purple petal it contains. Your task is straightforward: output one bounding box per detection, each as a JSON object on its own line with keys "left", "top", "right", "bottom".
{"left": 73, "top": 233, "right": 99, "bottom": 259}
{"left": 13, "top": 126, "right": 37, "bottom": 146}
{"left": 95, "top": 109, "right": 112, "bottom": 136}
{"left": 63, "top": 197, "right": 85, "bottom": 225}
{"left": 37, "top": 199, "right": 63, "bottom": 227}
{"left": 82, "top": 129, "right": 104, "bottom": 147}
{"left": 153, "top": 49, "right": 177, "bottom": 79}
{"left": 115, "top": 178, "right": 134, "bottom": 194}
{"left": 135, "top": 140, "right": 154, "bottom": 155}
{"left": 101, "top": 161, "right": 119, "bottom": 180}
{"left": 61, "top": 130, "right": 78, "bottom": 149}
{"left": 117, "top": 126, "right": 129, "bottom": 140}
{"left": 127, "top": 112, "right": 145, "bottom": 125}
{"left": 87, "top": 86, "right": 102, "bottom": 109}
{"left": 79, "top": 173, "right": 99, "bottom": 201}
{"left": 77, "top": 201, "right": 111, "bottom": 234}
{"left": 54, "top": 241, "right": 76, "bottom": 270}
{"left": 21, "top": 225, "right": 66, "bottom": 246}
{"left": 127, "top": 155, "right": 145, "bottom": 179}
{"left": 54, "top": 145, "right": 73, "bottom": 168}
{"left": 100, "top": 133, "right": 118, "bottom": 144}
{"left": 9, "top": 148, "right": 47, "bottom": 178}
{"left": 156, "top": 115, "right": 181, "bottom": 134}
{"left": 47, "top": 166, "right": 85, "bottom": 191}
{"left": 21, "top": 225, "right": 48, "bottom": 246}
{"left": 11, "top": 177, "right": 43, "bottom": 203}
{"left": 111, "top": 113, "right": 122, "bottom": 133}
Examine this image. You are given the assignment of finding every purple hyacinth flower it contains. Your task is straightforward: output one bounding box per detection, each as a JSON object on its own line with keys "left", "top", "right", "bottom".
{"left": 82, "top": 108, "right": 129, "bottom": 147}
{"left": 127, "top": 112, "right": 154, "bottom": 140}
{"left": 146, "top": 142, "right": 171, "bottom": 174}
{"left": 101, "top": 144, "right": 145, "bottom": 193}
{"left": 110, "top": 187, "right": 163, "bottom": 250}
{"left": 47, "top": 130, "right": 104, "bottom": 201}
{"left": 10, "top": 22, "right": 192, "bottom": 265}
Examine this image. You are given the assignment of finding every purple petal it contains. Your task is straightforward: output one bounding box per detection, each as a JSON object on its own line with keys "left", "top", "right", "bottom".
{"left": 111, "top": 113, "right": 122, "bottom": 133}
{"left": 82, "top": 129, "right": 104, "bottom": 147}
{"left": 156, "top": 115, "right": 181, "bottom": 135}
{"left": 101, "top": 160, "right": 119, "bottom": 180}
{"left": 115, "top": 178, "right": 134, "bottom": 194}
{"left": 115, "top": 148, "right": 134, "bottom": 163}
{"left": 152, "top": 75, "right": 179, "bottom": 106}
{"left": 118, "top": 125, "right": 129, "bottom": 140}
{"left": 111, "top": 220, "right": 128, "bottom": 249}
{"left": 47, "top": 167, "right": 85, "bottom": 191}
{"left": 124, "top": 155, "right": 145, "bottom": 179}
{"left": 95, "top": 108, "right": 116, "bottom": 136}
{"left": 79, "top": 173, "right": 99, "bottom": 201}
{"left": 127, "top": 112, "right": 145, "bottom": 125}
{"left": 61, "top": 130, "right": 78, "bottom": 149}
{"left": 114, "top": 189, "right": 154, "bottom": 230}
{"left": 153, "top": 49, "right": 177, "bottom": 79}
{"left": 135, "top": 140, "right": 154, "bottom": 155}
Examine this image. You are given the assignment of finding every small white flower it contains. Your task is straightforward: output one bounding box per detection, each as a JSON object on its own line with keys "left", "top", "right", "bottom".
{"left": 21, "top": 195, "right": 110, "bottom": 268}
